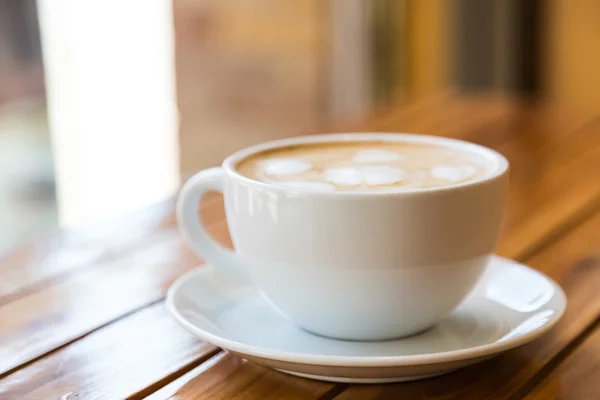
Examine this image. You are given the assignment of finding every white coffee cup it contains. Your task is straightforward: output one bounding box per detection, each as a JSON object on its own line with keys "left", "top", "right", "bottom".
{"left": 177, "top": 133, "right": 508, "bottom": 341}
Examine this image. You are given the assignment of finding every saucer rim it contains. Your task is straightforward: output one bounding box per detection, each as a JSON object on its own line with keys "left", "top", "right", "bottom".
{"left": 166, "top": 256, "right": 567, "bottom": 368}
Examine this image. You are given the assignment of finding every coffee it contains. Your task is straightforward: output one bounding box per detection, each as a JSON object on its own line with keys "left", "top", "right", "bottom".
{"left": 236, "top": 141, "right": 495, "bottom": 191}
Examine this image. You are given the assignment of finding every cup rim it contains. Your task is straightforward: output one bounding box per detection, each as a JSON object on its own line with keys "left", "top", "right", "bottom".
{"left": 222, "top": 133, "right": 509, "bottom": 196}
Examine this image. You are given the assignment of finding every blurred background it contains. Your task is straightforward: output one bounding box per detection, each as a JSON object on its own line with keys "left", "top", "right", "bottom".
{"left": 0, "top": 0, "right": 597, "bottom": 255}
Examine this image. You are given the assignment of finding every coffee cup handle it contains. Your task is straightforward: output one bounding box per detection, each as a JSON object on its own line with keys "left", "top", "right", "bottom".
{"left": 177, "top": 167, "right": 245, "bottom": 277}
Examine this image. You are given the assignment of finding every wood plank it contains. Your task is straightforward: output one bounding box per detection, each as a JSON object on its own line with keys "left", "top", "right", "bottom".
{"left": 145, "top": 352, "right": 340, "bottom": 400}
{"left": 0, "top": 194, "right": 224, "bottom": 305}
{"left": 333, "top": 210, "right": 600, "bottom": 399}
{"left": 445, "top": 103, "right": 600, "bottom": 259}
{"left": 330, "top": 93, "right": 521, "bottom": 145}
{"left": 374, "top": 94, "right": 520, "bottom": 140}
{"left": 0, "top": 303, "right": 219, "bottom": 400}
{"left": 0, "top": 222, "right": 230, "bottom": 377}
{"left": 496, "top": 128, "right": 600, "bottom": 258}
{"left": 0, "top": 199, "right": 171, "bottom": 301}
{"left": 525, "top": 323, "right": 600, "bottom": 400}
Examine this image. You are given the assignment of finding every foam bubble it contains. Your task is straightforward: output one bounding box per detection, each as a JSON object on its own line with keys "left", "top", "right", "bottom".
{"left": 362, "top": 166, "right": 405, "bottom": 185}
{"left": 323, "top": 166, "right": 405, "bottom": 187}
{"left": 459, "top": 166, "right": 478, "bottom": 179}
{"left": 281, "top": 181, "right": 335, "bottom": 190}
{"left": 323, "top": 167, "right": 363, "bottom": 186}
{"left": 353, "top": 149, "right": 401, "bottom": 163}
{"left": 431, "top": 165, "right": 478, "bottom": 182}
{"left": 262, "top": 158, "right": 311, "bottom": 175}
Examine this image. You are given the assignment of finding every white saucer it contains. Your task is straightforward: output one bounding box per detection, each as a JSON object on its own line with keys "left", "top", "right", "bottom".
{"left": 167, "top": 256, "right": 566, "bottom": 383}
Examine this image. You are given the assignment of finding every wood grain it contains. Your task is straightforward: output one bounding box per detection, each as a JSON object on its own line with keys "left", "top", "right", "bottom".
{"left": 0, "top": 303, "right": 219, "bottom": 400}
{"left": 0, "top": 199, "right": 174, "bottom": 302}
{"left": 145, "top": 352, "right": 339, "bottom": 400}
{"left": 495, "top": 121, "right": 600, "bottom": 258}
{"left": 525, "top": 322, "right": 600, "bottom": 400}
{"left": 0, "top": 193, "right": 225, "bottom": 306}
{"left": 373, "top": 94, "right": 520, "bottom": 140}
{"left": 0, "top": 221, "right": 229, "bottom": 377}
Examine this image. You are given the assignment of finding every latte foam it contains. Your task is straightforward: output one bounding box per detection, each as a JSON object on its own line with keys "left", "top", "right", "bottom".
{"left": 236, "top": 141, "right": 495, "bottom": 191}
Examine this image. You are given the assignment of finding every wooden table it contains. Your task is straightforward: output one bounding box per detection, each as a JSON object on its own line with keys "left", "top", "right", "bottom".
{"left": 1, "top": 95, "right": 600, "bottom": 399}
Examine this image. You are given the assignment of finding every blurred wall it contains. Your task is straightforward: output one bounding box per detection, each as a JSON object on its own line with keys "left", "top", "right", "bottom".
{"left": 406, "top": 0, "right": 449, "bottom": 97}
{"left": 546, "top": 0, "right": 600, "bottom": 117}
{"left": 174, "top": 0, "right": 600, "bottom": 175}
{"left": 174, "top": 0, "right": 324, "bottom": 176}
